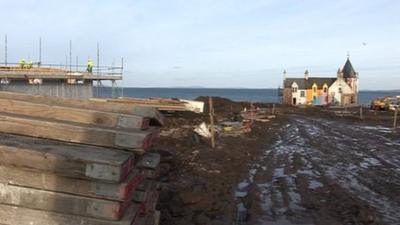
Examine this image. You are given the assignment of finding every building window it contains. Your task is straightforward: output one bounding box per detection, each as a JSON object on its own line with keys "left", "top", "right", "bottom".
{"left": 300, "top": 91, "right": 305, "bottom": 97}
{"left": 313, "top": 87, "right": 317, "bottom": 92}
{"left": 292, "top": 87, "right": 298, "bottom": 92}
{"left": 323, "top": 87, "right": 327, "bottom": 93}
{"left": 338, "top": 87, "right": 342, "bottom": 93}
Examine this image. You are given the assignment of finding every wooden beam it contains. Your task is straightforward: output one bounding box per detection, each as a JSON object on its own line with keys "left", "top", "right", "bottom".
{"left": 0, "top": 183, "right": 130, "bottom": 220}
{"left": 0, "top": 203, "right": 139, "bottom": 225}
{"left": 0, "top": 98, "right": 150, "bottom": 130}
{"left": 0, "top": 166, "right": 144, "bottom": 201}
{"left": 0, "top": 133, "right": 134, "bottom": 182}
{"left": 0, "top": 91, "right": 164, "bottom": 125}
{"left": 0, "top": 114, "right": 158, "bottom": 150}
{"left": 137, "top": 153, "right": 161, "bottom": 169}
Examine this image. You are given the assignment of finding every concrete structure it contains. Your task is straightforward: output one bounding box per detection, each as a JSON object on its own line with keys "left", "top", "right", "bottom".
{"left": 0, "top": 65, "right": 122, "bottom": 99}
{"left": 283, "top": 58, "right": 359, "bottom": 106}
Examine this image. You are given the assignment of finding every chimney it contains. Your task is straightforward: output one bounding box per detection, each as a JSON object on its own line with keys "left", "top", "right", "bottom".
{"left": 337, "top": 67, "right": 343, "bottom": 78}
{"left": 304, "top": 69, "right": 309, "bottom": 80}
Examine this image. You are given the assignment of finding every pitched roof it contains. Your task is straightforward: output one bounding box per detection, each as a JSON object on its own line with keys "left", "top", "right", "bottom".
{"left": 284, "top": 77, "right": 336, "bottom": 89}
{"left": 284, "top": 78, "right": 307, "bottom": 89}
{"left": 305, "top": 77, "right": 337, "bottom": 89}
{"left": 341, "top": 58, "right": 357, "bottom": 78}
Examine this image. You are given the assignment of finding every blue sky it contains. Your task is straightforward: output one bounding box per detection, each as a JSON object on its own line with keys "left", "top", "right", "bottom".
{"left": 1, "top": 0, "right": 399, "bottom": 89}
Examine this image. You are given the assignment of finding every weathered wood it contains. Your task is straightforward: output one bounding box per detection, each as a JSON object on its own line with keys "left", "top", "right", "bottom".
{"left": 137, "top": 153, "right": 161, "bottom": 180}
{"left": 133, "top": 180, "right": 152, "bottom": 203}
{"left": 0, "top": 203, "right": 139, "bottom": 225}
{"left": 0, "top": 91, "right": 164, "bottom": 125}
{"left": 0, "top": 98, "right": 150, "bottom": 130}
{"left": 0, "top": 183, "right": 130, "bottom": 220}
{"left": 0, "top": 114, "right": 158, "bottom": 150}
{"left": 0, "top": 166, "right": 143, "bottom": 201}
{"left": 134, "top": 181, "right": 159, "bottom": 216}
{"left": 0, "top": 133, "right": 134, "bottom": 182}
{"left": 137, "top": 153, "right": 161, "bottom": 169}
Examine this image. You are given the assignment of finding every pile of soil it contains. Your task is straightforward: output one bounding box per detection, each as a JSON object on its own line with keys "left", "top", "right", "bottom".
{"left": 153, "top": 97, "right": 284, "bottom": 225}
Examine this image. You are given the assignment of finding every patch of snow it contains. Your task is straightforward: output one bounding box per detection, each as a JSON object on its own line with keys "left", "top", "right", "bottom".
{"left": 235, "top": 191, "right": 248, "bottom": 198}
{"left": 273, "top": 168, "right": 286, "bottom": 178}
{"left": 308, "top": 180, "right": 323, "bottom": 189}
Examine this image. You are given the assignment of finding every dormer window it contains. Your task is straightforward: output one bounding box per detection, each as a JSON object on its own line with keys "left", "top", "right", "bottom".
{"left": 292, "top": 82, "right": 298, "bottom": 93}
{"left": 313, "top": 87, "right": 317, "bottom": 92}
{"left": 338, "top": 87, "right": 342, "bottom": 93}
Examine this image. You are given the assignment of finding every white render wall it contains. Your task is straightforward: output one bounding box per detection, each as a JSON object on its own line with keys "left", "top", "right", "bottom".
{"left": 329, "top": 78, "right": 353, "bottom": 104}
{"left": 291, "top": 82, "right": 307, "bottom": 105}
{"left": 297, "top": 90, "right": 307, "bottom": 105}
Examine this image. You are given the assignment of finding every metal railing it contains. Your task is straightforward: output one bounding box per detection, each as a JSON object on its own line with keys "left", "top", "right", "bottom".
{"left": 0, "top": 62, "right": 123, "bottom": 77}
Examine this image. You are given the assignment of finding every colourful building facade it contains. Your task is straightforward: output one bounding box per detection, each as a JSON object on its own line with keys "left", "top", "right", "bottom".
{"left": 282, "top": 58, "right": 359, "bottom": 106}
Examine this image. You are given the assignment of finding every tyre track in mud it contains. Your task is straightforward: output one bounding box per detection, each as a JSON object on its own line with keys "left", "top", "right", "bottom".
{"left": 235, "top": 115, "right": 400, "bottom": 225}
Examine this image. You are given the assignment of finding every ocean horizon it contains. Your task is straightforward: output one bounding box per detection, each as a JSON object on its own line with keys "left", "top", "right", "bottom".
{"left": 95, "top": 87, "right": 400, "bottom": 106}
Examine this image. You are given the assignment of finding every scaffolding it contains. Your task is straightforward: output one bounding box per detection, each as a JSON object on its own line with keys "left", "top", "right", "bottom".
{"left": 0, "top": 62, "right": 123, "bottom": 99}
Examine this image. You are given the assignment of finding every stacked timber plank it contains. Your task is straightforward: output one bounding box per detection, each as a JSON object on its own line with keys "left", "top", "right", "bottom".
{"left": 0, "top": 91, "right": 161, "bottom": 225}
{"left": 91, "top": 97, "right": 205, "bottom": 113}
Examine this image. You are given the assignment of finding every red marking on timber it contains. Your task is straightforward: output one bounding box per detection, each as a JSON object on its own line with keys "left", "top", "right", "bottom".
{"left": 142, "top": 134, "right": 153, "bottom": 150}
{"left": 112, "top": 199, "right": 132, "bottom": 220}
{"left": 137, "top": 187, "right": 159, "bottom": 217}
{"left": 120, "top": 156, "right": 135, "bottom": 181}
{"left": 120, "top": 174, "right": 145, "bottom": 201}
{"left": 138, "top": 202, "right": 147, "bottom": 217}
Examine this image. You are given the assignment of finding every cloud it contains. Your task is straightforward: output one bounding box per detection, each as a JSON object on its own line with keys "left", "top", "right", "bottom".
{"left": 0, "top": 0, "right": 399, "bottom": 89}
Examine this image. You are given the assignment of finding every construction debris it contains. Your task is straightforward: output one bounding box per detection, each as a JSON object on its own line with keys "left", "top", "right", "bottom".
{"left": 194, "top": 122, "right": 212, "bottom": 138}
{"left": 0, "top": 92, "right": 161, "bottom": 225}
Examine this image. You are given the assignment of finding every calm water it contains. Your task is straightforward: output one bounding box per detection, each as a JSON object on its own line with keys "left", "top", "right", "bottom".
{"left": 95, "top": 87, "right": 400, "bottom": 105}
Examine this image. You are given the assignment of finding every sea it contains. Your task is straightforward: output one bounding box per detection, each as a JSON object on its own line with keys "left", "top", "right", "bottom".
{"left": 95, "top": 87, "right": 400, "bottom": 106}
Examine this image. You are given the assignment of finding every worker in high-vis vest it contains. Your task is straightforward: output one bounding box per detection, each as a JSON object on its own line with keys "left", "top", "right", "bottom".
{"left": 27, "top": 61, "right": 33, "bottom": 69}
{"left": 87, "top": 59, "right": 94, "bottom": 73}
{"left": 19, "top": 59, "right": 26, "bottom": 68}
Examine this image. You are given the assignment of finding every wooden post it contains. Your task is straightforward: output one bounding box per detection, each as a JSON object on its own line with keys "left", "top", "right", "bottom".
{"left": 209, "top": 97, "right": 215, "bottom": 149}
{"left": 393, "top": 108, "right": 398, "bottom": 132}
{"left": 250, "top": 102, "right": 254, "bottom": 123}
{"left": 360, "top": 106, "right": 363, "bottom": 120}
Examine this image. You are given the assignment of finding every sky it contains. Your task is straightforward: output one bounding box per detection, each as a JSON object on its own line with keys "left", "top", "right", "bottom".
{"left": 0, "top": 0, "right": 399, "bottom": 89}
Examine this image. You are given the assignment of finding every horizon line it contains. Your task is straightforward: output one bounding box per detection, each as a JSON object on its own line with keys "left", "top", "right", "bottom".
{"left": 95, "top": 86, "right": 400, "bottom": 92}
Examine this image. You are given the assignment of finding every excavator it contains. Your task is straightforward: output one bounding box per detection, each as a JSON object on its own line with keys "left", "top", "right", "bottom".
{"left": 371, "top": 96, "right": 399, "bottom": 111}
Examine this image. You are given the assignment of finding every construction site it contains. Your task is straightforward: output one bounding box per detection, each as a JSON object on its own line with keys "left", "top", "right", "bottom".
{"left": 0, "top": 45, "right": 399, "bottom": 225}
{"left": 0, "top": 57, "right": 213, "bottom": 225}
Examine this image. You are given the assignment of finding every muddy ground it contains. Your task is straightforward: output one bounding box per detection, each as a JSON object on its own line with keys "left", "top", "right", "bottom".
{"left": 153, "top": 98, "right": 400, "bottom": 225}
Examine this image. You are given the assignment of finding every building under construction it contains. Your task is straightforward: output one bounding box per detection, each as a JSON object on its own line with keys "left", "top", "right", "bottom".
{"left": 0, "top": 62, "right": 122, "bottom": 99}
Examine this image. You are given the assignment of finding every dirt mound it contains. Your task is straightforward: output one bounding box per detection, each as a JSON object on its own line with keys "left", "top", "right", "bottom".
{"left": 195, "top": 96, "right": 275, "bottom": 119}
